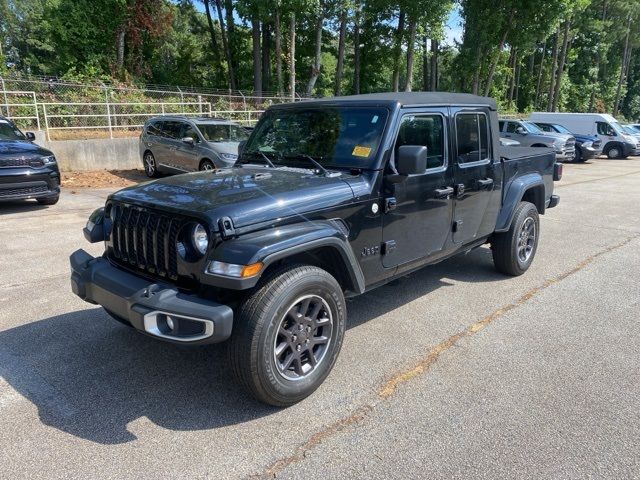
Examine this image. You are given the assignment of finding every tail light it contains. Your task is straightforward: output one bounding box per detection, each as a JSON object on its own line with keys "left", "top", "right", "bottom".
{"left": 553, "top": 162, "right": 563, "bottom": 181}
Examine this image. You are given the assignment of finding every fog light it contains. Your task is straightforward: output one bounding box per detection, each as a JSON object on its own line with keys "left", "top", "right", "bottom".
{"left": 166, "top": 316, "right": 175, "bottom": 331}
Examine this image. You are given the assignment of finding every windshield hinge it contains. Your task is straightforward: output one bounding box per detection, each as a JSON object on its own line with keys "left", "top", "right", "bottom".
{"left": 218, "top": 216, "right": 236, "bottom": 240}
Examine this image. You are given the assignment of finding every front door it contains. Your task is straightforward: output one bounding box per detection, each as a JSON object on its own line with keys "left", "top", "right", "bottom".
{"left": 451, "top": 108, "right": 497, "bottom": 244}
{"left": 174, "top": 122, "right": 201, "bottom": 171}
{"left": 382, "top": 110, "right": 454, "bottom": 268}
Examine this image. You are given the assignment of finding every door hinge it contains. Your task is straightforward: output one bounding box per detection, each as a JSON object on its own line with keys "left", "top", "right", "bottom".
{"left": 382, "top": 240, "right": 397, "bottom": 255}
{"left": 218, "top": 216, "right": 236, "bottom": 240}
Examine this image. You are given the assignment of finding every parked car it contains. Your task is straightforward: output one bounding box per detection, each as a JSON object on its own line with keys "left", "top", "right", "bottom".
{"left": 529, "top": 112, "right": 639, "bottom": 159}
{"left": 498, "top": 118, "right": 576, "bottom": 162}
{"left": 622, "top": 124, "right": 640, "bottom": 143}
{"left": 140, "top": 116, "right": 250, "bottom": 177}
{"left": 0, "top": 116, "right": 60, "bottom": 205}
{"left": 532, "top": 121, "right": 602, "bottom": 162}
{"left": 71, "top": 92, "right": 561, "bottom": 406}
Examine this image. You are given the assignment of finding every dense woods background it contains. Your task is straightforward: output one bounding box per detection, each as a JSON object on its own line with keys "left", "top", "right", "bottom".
{"left": 2, "top": 0, "right": 640, "bottom": 119}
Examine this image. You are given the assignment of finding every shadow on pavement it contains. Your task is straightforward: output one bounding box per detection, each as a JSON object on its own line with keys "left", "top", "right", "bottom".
{"left": 0, "top": 199, "right": 54, "bottom": 215}
{"left": 0, "top": 246, "right": 504, "bottom": 445}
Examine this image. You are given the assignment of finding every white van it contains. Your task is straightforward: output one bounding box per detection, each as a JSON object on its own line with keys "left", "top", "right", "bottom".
{"left": 529, "top": 112, "right": 639, "bottom": 159}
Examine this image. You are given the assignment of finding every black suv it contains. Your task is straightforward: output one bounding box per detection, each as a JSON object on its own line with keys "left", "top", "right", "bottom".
{"left": 0, "top": 117, "right": 60, "bottom": 204}
{"left": 71, "top": 93, "right": 560, "bottom": 406}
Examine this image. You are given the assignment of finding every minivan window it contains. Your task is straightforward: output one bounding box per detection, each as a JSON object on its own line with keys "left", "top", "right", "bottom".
{"left": 182, "top": 124, "right": 201, "bottom": 142}
{"left": 0, "top": 119, "right": 26, "bottom": 140}
{"left": 456, "top": 113, "right": 490, "bottom": 164}
{"left": 198, "top": 124, "right": 249, "bottom": 143}
{"left": 395, "top": 114, "right": 445, "bottom": 169}
{"left": 161, "top": 121, "right": 184, "bottom": 139}
{"left": 146, "top": 121, "right": 163, "bottom": 137}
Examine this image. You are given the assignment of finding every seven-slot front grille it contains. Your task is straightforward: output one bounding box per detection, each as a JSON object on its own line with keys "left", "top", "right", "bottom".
{"left": 110, "top": 204, "right": 185, "bottom": 281}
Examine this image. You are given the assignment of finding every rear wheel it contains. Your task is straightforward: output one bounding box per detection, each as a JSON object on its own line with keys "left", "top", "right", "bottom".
{"left": 143, "top": 151, "right": 160, "bottom": 177}
{"left": 492, "top": 201, "right": 540, "bottom": 276}
{"left": 228, "top": 265, "right": 346, "bottom": 407}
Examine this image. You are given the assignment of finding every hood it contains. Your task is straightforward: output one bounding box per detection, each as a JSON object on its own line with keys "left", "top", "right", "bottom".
{"left": 205, "top": 141, "right": 239, "bottom": 155}
{"left": 0, "top": 140, "right": 53, "bottom": 158}
{"left": 109, "top": 167, "right": 358, "bottom": 230}
{"left": 537, "top": 131, "right": 573, "bottom": 142}
{"left": 573, "top": 134, "right": 599, "bottom": 144}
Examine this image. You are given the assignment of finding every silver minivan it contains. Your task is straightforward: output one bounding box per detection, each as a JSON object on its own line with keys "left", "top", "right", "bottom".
{"left": 139, "top": 116, "right": 250, "bottom": 177}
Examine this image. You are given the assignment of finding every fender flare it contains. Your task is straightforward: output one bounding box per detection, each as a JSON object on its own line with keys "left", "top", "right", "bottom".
{"left": 495, "top": 173, "right": 545, "bottom": 232}
{"left": 203, "top": 219, "right": 365, "bottom": 294}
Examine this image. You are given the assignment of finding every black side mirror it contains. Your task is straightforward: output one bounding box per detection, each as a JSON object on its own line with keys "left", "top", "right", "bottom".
{"left": 25, "top": 132, "right": 36, "bottom": 141}
{"left": 182, "top": 136, "right": 195, "bottom": 145}
{"left": 238, "top": 140, "right": 247, "bottom": 156}
{"left": 397, "top": 145, "right": 428, "bottom": 175}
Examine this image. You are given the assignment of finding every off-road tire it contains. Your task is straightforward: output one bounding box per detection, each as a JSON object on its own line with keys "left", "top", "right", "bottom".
{"left": 492, "top": 201, "right": 540, "bottom": 276}
{"left": 37, "top": 195, "right": 59, "bottom": 205}
{"left": 228, "top": 265, "right": 346, "bottom": 407}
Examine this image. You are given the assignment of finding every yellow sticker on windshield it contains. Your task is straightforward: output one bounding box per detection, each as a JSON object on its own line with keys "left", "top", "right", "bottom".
{"left": 352, "top": 145, "right": 372, "bottom": 157}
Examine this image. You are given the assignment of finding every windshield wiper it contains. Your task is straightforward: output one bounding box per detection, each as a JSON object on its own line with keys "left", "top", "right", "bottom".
{"left": 241, "top": 151, "right": 276, "bottom": 168}
{"left": 282, "top": 154, "right": 340, "bottom": 177}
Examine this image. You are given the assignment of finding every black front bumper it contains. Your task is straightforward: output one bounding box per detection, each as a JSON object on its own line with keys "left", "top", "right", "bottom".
{"left": 70, "top": 249, "right": 234, "bottom": 345}
{"left": 0, "top": 167, "right": 60, "bottom": 201}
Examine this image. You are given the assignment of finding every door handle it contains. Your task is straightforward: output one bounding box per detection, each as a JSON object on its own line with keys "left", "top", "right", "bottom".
{"left": 478, "top": 178, "right": 494, "bottom": 189}
{"left": 434, "top": 187, "right": 454, "bottom": 199}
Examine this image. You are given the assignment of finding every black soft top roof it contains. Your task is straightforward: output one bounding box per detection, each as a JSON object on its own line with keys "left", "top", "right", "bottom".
{"left": 273, "top": 92, "right": 497, "bottom": 110}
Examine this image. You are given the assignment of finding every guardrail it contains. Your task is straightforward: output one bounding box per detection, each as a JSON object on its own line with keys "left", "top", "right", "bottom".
{"left": 0, "top": 91, "right": 40, "bottom": 130}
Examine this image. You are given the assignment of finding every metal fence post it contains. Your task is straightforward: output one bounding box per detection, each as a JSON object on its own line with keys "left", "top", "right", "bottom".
{"left": 238, "top": 91, "right": 247, "bottom": 111}
{"left": 0, "top": 76, "right": 8, "bottom": 117}
{"left": 32, "top": 92, "right": 41, "bottom": 131}
{"left": 42, "top": 103, "right": 51, "bottom": 142}
{"left": 198, "top": 95, "right": 202, "bottom": 115}
{"left": 177, "top": 86, "right": 184, "bottom": 113}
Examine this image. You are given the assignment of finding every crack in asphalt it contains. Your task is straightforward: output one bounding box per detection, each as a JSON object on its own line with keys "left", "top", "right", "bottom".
{"left": 249, "top": 234, "right": 640, "bottom": 479}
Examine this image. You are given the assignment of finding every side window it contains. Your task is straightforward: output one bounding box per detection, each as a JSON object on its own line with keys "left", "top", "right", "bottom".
{"left": 146, "top": 121, "right": 162, "bottom": 137}
{"left": 162, "top": 121, "right": 183, "bottom": 139}
{"left": 499, "top": 120, "right": 505, "bottom": 131}
{"left": 537, "top": 124, "right": 551, "bottom": 132}
{"left": 506, "top": 122, "right": 519, "bottom": 134}
{"left": 182, "top": 123, "right": 200, "bottom": 142}
{"left": 395, "top": 114, "right": 445, "bottom": 169}
{"left": 456, "top": 113, "right": 490, "bottom": 164}
{"left": 596, "top": 122, "right": 615, "bottom": 136}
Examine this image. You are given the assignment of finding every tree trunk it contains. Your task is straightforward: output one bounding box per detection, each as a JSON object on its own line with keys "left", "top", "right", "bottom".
{"left": 423, "top": 36, "right": 429, "bottom": 91}
{"left": 289, "top": 12, "right": 296, "bottom": 100}
{"left": 534, "top": 40, "right": 547, "bottom": 109}
{"left": 224, "top": 0, "right": 238, "bottom": 82}
{"left": 274, "top": 7, "right": 283, "bottom": 96}
{"left": 430, "top": 39, "right": 439, "bottom": 91}
{"left": 252, "top": 18, "right": 262, "bottom": 97}
{"left": 204, "top": 0, "right": 223, "bottom": 82}
{"left": 391, "top": 10, "right": 405, "bottom": 91}
{"left": 404, "top": 18, "right": 417, "bottom": 92}
{"left": 507, "top": 48, "right": 516, "bottom": 108}
{"left": 471, "top": 44, "right": 482, "bottom": 95}
{"left": 552, "top": 19, "right": 571, "bottom": 112}
{"left": 334, "top": 8, "right": 347, "bottom": 96}
{"left": 590, "top": 0, "right": 608, "bottom": 111}
{"left": 116, "top": 28, "right": 125, "bottom": 75}
{"left": 353, "top": 10, "right": 361, "bottom": 94}
{"left": 262, "top": 22, "right": 271, "bottom": 93}
{"left": 306, "top": 6, "right": 324, "bottom": 96}
{"left": 514, "top": 57, "right": 521, "bottom": 111}
{"left": 546, "top": 29, "right": 560, "bottom": 111}
{"left": 483, "top": 13, "right": 512, "bottom": 97}
{"left": 214, "top": 0, "right": 236, "bottom": 91}
{"left": 613, "top": 16, "right": 632, "bottom": 116}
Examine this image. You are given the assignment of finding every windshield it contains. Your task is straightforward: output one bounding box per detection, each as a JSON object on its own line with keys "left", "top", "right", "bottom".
{"left": 611, "top": 121, "right": 626, "bottom": 135}
{"left": 522, "top": 121, "right": 543, "bottom": 134}
{"left": 0, "top": 119, "right": 26, "bottom": 141}
{"left": 627, "top": 125, "right": 640, "bottom": 133}
{"left": 241, "top": 106, "right": 389, "bottom": 169}
{"left": 552, "top": 124, "right": 572, "bottom": 134}
{"left": 198, "top": 124, "right": 249, "bottom": 142}
{"left": 623, "top": 125, "right": 639, "bottom": 135}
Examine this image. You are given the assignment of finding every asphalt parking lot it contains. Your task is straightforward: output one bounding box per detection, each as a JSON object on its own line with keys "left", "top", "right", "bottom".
{"left": 1, "top": 158, "right": 639, "bottom": 479}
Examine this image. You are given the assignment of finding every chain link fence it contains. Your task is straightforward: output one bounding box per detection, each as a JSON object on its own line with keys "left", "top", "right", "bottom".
{"left": 0, "top": 75, "right": 297, "bottom": 140}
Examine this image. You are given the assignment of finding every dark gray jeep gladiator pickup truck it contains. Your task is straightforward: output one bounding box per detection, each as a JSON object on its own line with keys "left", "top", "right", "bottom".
{"left": 70, "top": 92, "right": 561, "bottom": 406}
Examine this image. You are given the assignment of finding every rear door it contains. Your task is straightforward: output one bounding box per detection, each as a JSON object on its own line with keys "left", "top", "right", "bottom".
{"left": 381, "top": 109, "right": 454, "bottom": 268}
{"left": 451, "top": 109, "right": 497, "bottom": 245}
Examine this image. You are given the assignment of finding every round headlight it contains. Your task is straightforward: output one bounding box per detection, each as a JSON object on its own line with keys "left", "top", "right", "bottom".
{"left": 192, "top": 223, "right": 209, "bottom": 255}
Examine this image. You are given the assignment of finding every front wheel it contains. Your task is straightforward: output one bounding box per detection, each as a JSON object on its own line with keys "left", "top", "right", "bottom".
{"left": 143, "top": 151, "right": 160, "bottom": 178}
{"left": 228, "top": 265, "right": 346, "bottom": 407}
{"left": 605, "top": 145, "right": 623, "bottom": 159}
{"left": 491, "top": 201, "right": 540, "bottom": 276}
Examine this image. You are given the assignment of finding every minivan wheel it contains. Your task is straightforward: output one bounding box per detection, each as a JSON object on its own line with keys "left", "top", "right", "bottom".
{"left": 606, "top": 145, "right": 622, "bottom": 159}
{"left": 200, "top": 159, "right": 215, "bottom": 171}
{"left": 491, "top": 201, "right": 540, "bottom": 276}
{"left": 143, "top": 152, "right": 160, "bottom": 177}
{"left": 228, "top": 265, "right": 346, "bottom": 407}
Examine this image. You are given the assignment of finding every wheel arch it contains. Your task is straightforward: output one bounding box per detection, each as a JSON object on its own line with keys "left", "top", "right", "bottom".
{"left": 495, "top": 173, "right": 546, "bottom": 232}
{"left": 199, "top": 157, "right": 215, "bottom": 170}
